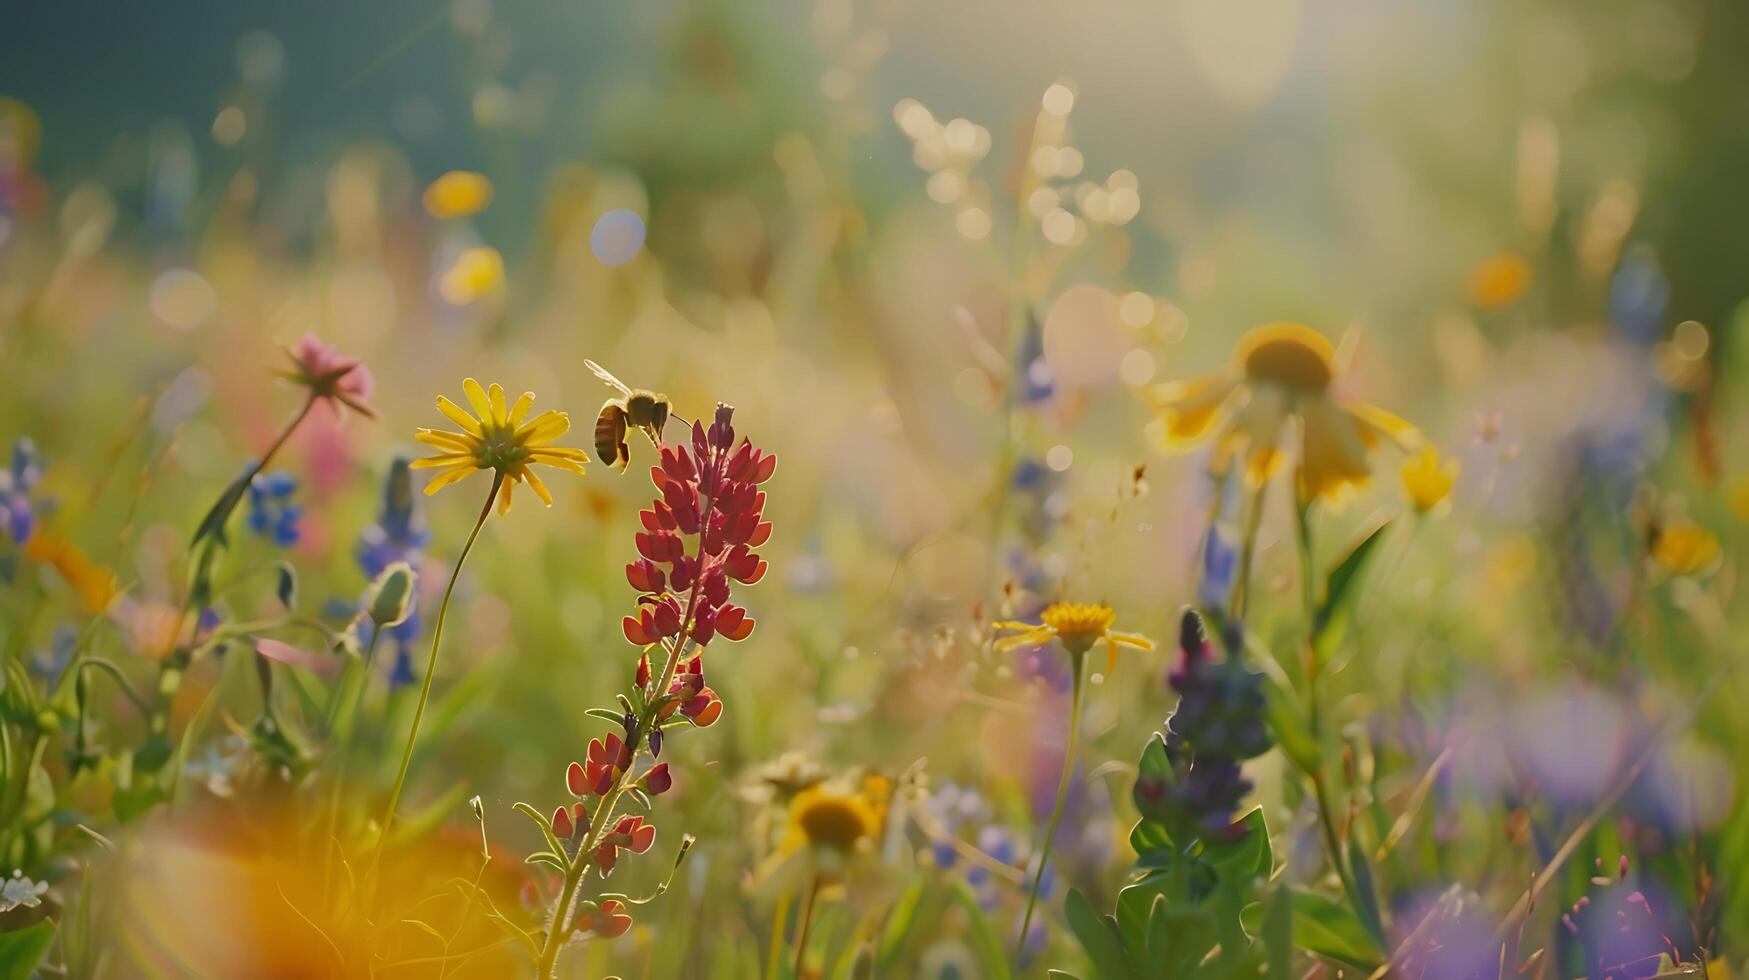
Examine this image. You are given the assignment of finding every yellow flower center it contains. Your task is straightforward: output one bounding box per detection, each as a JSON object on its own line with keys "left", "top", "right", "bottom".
{"left": 1235, "top": 322, "right": 1335, "bottom": 391}
{"left": 473, "top": 423, "right": 530, "bottom": 473}
{"left": 1039, "top": 602, "right": 1116, "bottom": 654}
{"left": 795, "top": 794, "right": 875, "bottom": 852}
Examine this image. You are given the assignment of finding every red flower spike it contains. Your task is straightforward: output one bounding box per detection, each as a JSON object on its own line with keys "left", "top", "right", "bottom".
{"left": 578, "top": 899, "right": 634, "bottom": 938}
{"left": 595, "top": 842, "right": 618, "bottom": 875}
{"left": 661, "top": 445, "right": 696, "bottom": 482}
{"left": 645, "top": 762, "right": 672, "bottom": 795}
{"left": 691, "top": 421, "right": 709, "bottom": 459}
{"left": 691, "top": 605, "right": 717, "bottom": 645}
{"left": 653, "top": 597, "right": 682, "bottom": 637}
{"left": 613, "top": 815, "right": 658, "bottom": 853}
{"left": 567, "top": 761, "right": 587, "bottom": 797}
{"left": 703, "top": 568, "right": 730, "bottom": 606}
{"left": 572, "top": 802, "right": 591, "bottom": 836}
{"left": 691, "top": 696, "right": 724, "bottom": 728}
{"left": 552, "top": 804, "right": 574, "bottom": 839}
{"left": 626, "top": 559, "right": 665, "bottom": 594}
{"left": 749, "top": 521, "right": 772, "bottom": 547}
{"left": 623, "top": 613, "right": 659, "bottom": 646}
{"left": 670, "top": 555, "right": 698, "bottom": 593}
{"left": 635, "top": 653, "right": 651, "bottom": 689}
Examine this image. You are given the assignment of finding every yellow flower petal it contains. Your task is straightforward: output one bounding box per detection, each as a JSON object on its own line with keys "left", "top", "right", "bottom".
{"left": 522, "top": 466, "right": 554, "bottom": 506}
{"left": 994, "top": 629, "right": 1054, "bottom": 652}
{"left": 421, "top": 464, "right": 480, "bottom": 494}
{"left": 517, "top": 410, "right": 571, "bottom": 446}
{"left": 497, "top": 478, "right": 515, "bottom": 515}
{"left": 415, "top": 428, "right": 476, "bottom": 452}
{"left": 409, "top": 453, "right": 474, "bottom": 468}
{"left": 487, "top": 383, "right": 508, "bottom": 426}
{"left": 507, "top": 391, "right": 534, "bottom": 427}
{"left": 1143, "top": 373, "right": 1237, "bottom": 448}
{"left": 462, "top": 378, "right": 492, "bottom": 421}
{"left": 436, "top": 396, "right": 484, "bottom": 437}
{"left": 1348, "top": 400, "right": 1421, "bottom": 451}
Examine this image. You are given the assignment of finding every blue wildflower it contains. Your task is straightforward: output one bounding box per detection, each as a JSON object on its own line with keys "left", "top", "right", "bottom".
{"left": 244, "top": 465, "right": 301, "bottom": 547}
{"left": 0, "top": 438, "right": 42, "bottom": 544}
{"left": 356, "top": 457, "right": 430, "bottom": 656}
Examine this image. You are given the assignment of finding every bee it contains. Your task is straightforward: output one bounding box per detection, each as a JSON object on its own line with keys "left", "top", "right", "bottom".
{"left": 586, "top": 359, "right": 675, "bottom": 471}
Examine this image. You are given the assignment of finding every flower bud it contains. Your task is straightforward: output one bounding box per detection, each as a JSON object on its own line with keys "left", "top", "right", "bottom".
{"left": 552, "top": 804, "right": 574, "bottom": 839}
{"left": 366, "top": 561, "right": 417, "bottom": 628}
{"left": 645, "top": 762, "right": 672, "bottom": 795}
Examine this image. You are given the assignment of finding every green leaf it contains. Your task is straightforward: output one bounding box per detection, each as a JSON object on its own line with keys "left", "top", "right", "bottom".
{"left": 1290, "top": 890, "right": 1384, "bottom": 969}
{"left": 1066, "top": 887, "right": 1134, "bottom": 980}
{"left": 1263, "top": 888, "right": 1292, "bottom": 979}
{"left": 585, "top": 707, "right": 625, "bottom": 725}
{"left": 1311, "top": 522, "right": 1391, "bottom": 663}
{"left": 1202, "top": 807, "right": 1271, "bottom": 881}
{"left": 949, "top": 881, "right": 1011, "bottom": 980}
{"left": 875, "top": 880, "right": 926, "bottom": 974}
{"left": 1128, "top": 819, "right": 1173, "bottom": 861}
{"left": 0, "top": 920, "right": 56, "bottom": 980}
{"left": 1261, "top": 674, "right": 1319, "bottom": 775}
{"left": 1142, "top": 894, "right": 1171, "bottom": 977}
{"left": 1345, "top": 838, "right": 1385, "bottom": 945}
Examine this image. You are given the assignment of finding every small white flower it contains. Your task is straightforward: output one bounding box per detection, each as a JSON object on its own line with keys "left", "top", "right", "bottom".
{"left": 0, "top": 870, "right": 48, "bottom": 912}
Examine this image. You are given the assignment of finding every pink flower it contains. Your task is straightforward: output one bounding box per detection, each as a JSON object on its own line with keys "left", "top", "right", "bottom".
{"left": 282, "top": 332, "right": 377, "bottom": 419}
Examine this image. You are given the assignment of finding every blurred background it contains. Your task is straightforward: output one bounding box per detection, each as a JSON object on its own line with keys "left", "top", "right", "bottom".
{"left": 3, "top": 0, "right": 1748, "bottom": 975}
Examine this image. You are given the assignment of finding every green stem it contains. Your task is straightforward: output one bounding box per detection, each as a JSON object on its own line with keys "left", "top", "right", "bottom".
{"left": 368, "top": 471, "right": 502, "bottom": 897}
{"left": 1017, "top": 647, "right": 1086, "bottom": 958}
{"left": 1229, "top": 481, "right": 1266, "bottom": 621}
{"left": 1289, "top": 488, "right": 1357, "bottom": 900}
{"left": 152, "top": 395, "right": 318, "bottom": 737}
{"left": 793, "top": 874, "right": 822, "bottom": 977}
{"left": 322, "top": 623, "right": 385, "bottom": 906}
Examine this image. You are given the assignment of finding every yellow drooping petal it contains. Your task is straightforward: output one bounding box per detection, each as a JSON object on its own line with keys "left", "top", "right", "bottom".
{"left": 1348, "top": 400, "right": 1422, "bottom": 451}
{"left": 422, "top": 170, "right": 493, "bottom": 219}
{"left": 1299, "top": 398, "right": 1374, "bottom": 505}
{"left": 1400, "top": 446, "right": 1460, "bottom": 514}
{"left": 1143, "top": 374, "right": 1237, "bottom": 448}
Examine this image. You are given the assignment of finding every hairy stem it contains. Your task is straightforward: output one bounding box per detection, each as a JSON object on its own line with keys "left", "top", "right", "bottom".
{"left": 1017, "top": 647, "right": 1085, "bottom": 958}
{"left": 368, "top": 471, "right": 502, "bottom": 899}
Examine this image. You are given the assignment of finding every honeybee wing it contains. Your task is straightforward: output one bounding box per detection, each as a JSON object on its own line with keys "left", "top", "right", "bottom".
{"left": 584, "top": 359, "right": 634, "bottom": 398}
{"left": 594, "top": 401, "right": 632, "bottom": 471}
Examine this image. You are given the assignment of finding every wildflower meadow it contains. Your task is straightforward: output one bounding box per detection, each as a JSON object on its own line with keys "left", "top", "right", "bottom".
{"left": 3, "top": 2, "right": 1749, "bottom": 977}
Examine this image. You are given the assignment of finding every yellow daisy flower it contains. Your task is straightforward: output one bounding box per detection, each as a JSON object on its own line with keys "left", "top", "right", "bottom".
{"left": 1466, "top": 252, "right": 1532, "bottom": 309}
{"left": 412, "top": 378, "right": 590, "bottom": 514}
{"left": 1651, "top": 521, "right": 1721, "bottom": 577}
{"left": 1142, "top": 322, "right": 1420, "bottom": 504}
{"left": 1401, "top": 446, "right": 1459, "bottom": 514}
{"left": 439, "top": 246, "right": 505, "bottom": 305}
{"left": 994, "top": 601, "right": 1154, "bottom": 672}
{"left": 783, "top": 775, "right": 890, "bottom": 856}
{"left": 422, "top": 170, "right": 493, "bottom": 219}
